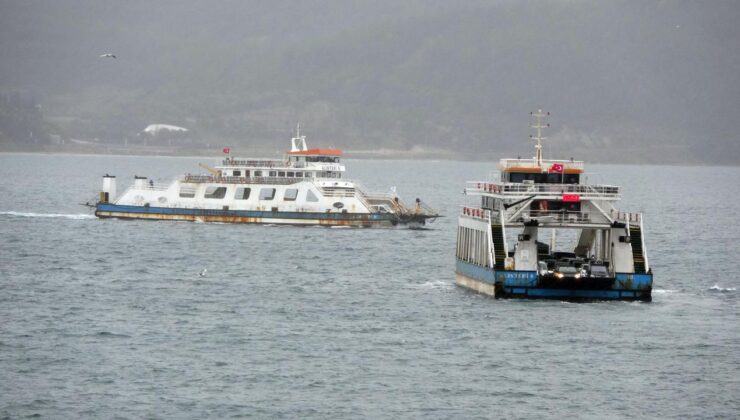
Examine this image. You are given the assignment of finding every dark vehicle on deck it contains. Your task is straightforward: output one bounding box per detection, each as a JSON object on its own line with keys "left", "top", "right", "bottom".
{"left": 588, "top": 264, "right": 609, "bottom": 278}
{"left": 539, "top": 264, "right": 614, "bottom": 290}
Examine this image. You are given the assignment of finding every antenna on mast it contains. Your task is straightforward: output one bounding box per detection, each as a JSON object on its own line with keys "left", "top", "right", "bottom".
{"left": 530, "top": 109, "right": 550, "bottom": 167}
{"left": 291, "top": 123, "right": 307, "bottom": 152}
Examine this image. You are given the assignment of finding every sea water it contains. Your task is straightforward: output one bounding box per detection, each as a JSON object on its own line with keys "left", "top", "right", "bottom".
{"left": 1, "top": 153, "right": 738, "bottom": 418}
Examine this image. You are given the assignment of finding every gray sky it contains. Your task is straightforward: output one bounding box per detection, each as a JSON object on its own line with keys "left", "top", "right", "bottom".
{"left": 1, "top": 0, "right": 738, "bottom": 163}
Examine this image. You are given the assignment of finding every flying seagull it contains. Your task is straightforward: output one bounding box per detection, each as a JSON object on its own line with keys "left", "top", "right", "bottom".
{"left": 99, "top": 53, "right": 117, "bottom": 59}
{"left": 198, "top": 268, "right": 207, "bottom": 277}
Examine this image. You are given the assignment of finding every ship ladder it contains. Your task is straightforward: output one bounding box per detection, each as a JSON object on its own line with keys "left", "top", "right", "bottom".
{"left": 491, "top": 224, "right": 507, "bottom": 270}
{"left": 630, "top": 226, "right": 647, "bottom": 273}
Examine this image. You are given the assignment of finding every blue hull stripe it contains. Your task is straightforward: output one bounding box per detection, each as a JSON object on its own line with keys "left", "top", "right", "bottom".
{"left": 456, "top": 259, "right": 652, "bottom": 301}
{"left": 96, "top": 203, "right": 395, "bottom": 222}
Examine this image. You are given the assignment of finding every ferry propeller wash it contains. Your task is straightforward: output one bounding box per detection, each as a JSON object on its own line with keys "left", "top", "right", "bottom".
{"left": 93, "top": 126, "right": 439, "bottom": 227}
{"left": 455, "top": 111, "right": 653, "bottom": 301}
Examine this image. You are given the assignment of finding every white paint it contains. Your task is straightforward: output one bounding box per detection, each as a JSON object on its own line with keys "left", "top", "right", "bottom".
{"left": 143, "top": 124, "right": 188, "bottom": 134}
{"left": 102, "top": 176, "right": 116, "bottom": 201}
{"left": 514, "top": 225, "right": 539, "bottom": 271}
{"left": 610, "top": 226, "right": 635, "bottom": 273}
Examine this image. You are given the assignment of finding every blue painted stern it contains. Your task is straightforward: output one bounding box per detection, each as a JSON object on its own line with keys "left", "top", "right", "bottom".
{"left": 455, "top": 259, "right": 652, "bottom": 302}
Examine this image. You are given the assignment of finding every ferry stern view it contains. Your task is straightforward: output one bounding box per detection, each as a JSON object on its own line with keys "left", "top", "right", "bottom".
{"left": 94, "top": 126, "right": 439, "bottom": 227}
{"left": 455, "top": 111, "right": 653, "bottom": 301}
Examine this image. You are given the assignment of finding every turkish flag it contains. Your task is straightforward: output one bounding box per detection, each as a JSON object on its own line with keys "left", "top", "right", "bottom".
{"left": 223, "top": 147, "right": 230, "bottom": 154}
{"left": 549, "top": 163, "right": 564, "bottom": 173}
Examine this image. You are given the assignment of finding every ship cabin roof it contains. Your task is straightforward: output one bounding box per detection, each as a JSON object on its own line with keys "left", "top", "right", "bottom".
{"left": 499, "top": 158, "right": 585, "bottom": 185}
{"left": 287, "top": 148, "right": 342, "bottom": 157}
{"left": 286, "top": 148, "right": 343, "bottom": 165}
{"left": 213, "top": 146, "right": 345, "bottom": 181}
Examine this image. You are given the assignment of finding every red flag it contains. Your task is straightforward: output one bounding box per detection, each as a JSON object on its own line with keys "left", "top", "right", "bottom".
{"left": 223, "top": 147, "right": 230, "bottom": 154}
{"left": 549, "top": 163, "right": 564, "bottom": 173}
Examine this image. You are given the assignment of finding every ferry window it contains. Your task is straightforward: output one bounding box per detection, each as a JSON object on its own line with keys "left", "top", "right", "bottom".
{"left": 510, "top": 173, "right": 524, "bottom": 183}
{"left": 179, "top": 187, "right": 196, "bottom": 198}
{"left": 235, "top": 187, "right": 251, "bottom": 200}
{"left": 259, "top": 188, "right": 276, "bottom": 200}
{"left": 295, "top": 172, "right": 303, "bottom": 178}
{"left": 204, "top": 186, "right": 227, "bottom": 199}
{"left": 269, "top": 171, "right": 277, "bottom": 177}
{"left": 287, "top": 171, "right": 294, "bottom": 177}
{"left": 284, "top": 188, "right": 298, "bottom": 201}
{"left": 564, "top": 174, "right": 579, "bottom": 184}
{"left": 233, "top": 170, "right": 241, "bottom": 177}
{"left": 278, "top": 171, "right": 286, "bottom": 177}
{"left": 306, "top": 190, "right": 319, "bottom": 202}
{"left": 254, "top": 170, "right": 262, "bottom": 177}
{"left": 245, "top": 170, "right": 250, "bottom": 177}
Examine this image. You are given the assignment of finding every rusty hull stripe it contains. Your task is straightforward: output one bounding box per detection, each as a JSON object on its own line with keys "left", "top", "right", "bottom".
{"left": 95, "top": 211, "right": 388, "bottom": 227}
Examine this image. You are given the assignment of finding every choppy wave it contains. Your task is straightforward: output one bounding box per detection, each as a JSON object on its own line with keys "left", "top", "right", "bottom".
{"left": 414, "top": 280, "right": 454, "bottom": 290}
{"left": 0, "top": 211, "right": 94, "bottom": 220}
{"left": 653, "top": 289, "right": 679, "bottom": 294}
{"left": 709, "top": 285, "right": 737, "bottom": 292}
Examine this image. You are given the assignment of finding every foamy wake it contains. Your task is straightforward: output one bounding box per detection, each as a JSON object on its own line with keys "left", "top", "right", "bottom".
{"left": 0, "top": 211, "right": 94, "bottom": 220}
{"left": 709, "top": 284, "right": 737, "bottom": 292}
{"left": 415, "top": 280, "right": 453, "bottom": 290}
{"left": 652, "top": 289, "right": 679, "bottom": 294}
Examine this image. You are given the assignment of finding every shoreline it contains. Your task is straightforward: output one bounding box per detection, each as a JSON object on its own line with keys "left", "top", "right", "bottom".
{"left": 0, "top": 144, "right": 734, "bottom": 166}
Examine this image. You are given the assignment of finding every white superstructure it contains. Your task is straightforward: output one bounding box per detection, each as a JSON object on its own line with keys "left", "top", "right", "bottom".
{"left": 96, "top": 126, "right": 438, "bottom": 227}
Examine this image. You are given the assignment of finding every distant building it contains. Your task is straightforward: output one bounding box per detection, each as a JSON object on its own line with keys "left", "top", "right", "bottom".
{"left": 142, "top": 124, "right": 189, "bottom": 135}
{"left": 140, "top": 124, "right": 193, "bottom": 145}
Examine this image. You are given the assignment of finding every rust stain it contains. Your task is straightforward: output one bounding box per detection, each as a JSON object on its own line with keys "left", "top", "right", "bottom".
{"left": 96, "top": 211, "right": 393, "bottom": 227}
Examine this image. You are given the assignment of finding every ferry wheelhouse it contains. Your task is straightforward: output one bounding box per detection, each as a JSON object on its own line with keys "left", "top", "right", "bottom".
{"left": 455, "top": 111, "right": 652, "bottom": 301}
{"left": 95, "top": 126, "right": 438, "bottom": 227}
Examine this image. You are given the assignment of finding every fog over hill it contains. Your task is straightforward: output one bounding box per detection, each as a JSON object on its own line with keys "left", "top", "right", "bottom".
{"left": 0, "top": 0, "right": 738, "bottom": 164}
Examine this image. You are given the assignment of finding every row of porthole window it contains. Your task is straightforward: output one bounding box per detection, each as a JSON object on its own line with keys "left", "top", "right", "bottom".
{"left": 227, "top": 170, "right": 341, "bottom": 179}
{"left": 230, "top": 170, "right": 306, "bottom": 178}
{"left": 181, "top": 186, "right": 320, "bottom": 202}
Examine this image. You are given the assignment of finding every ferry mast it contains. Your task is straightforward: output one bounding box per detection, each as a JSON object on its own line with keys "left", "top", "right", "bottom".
{"left": 530, "top": 109, "right": 550, "bottom": 167}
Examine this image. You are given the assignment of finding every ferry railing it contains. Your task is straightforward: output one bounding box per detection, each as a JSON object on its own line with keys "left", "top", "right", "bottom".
{"left": 498, "top": 159, "right": 585, "bottom": 171}
{"left": 610, "top": 209, "right": 642, "bottom": 224}
{"left": 348, "top": 180, "right": 399, "bottom": 211}
{"left": 465, "top": 181, "right": 620, "bottom": 199}
{"left": 116, "top": 182, "right": 169, "bottom": 198}
{"left": 516, "top": 209, "right": 598, "bottom": 224}
{"left": 459, "top": 206, "right": 637, "bottom": 227}
{"left": 460, "top": 206, "right": 491, "bottom": 221}
{"left": 506, "top": 208, "right": 629, "bottom": 226}
{"left": 220, "top": 158, "right": 286, "bottom": 168}
{"left": 147, "top": 183, "right": 170, "bottom": 191}
{"left": 182, "top": 175, "right": 302, "bottom": 185}
{"left": 319, "top": 187, "right": 356, "bottom": 197}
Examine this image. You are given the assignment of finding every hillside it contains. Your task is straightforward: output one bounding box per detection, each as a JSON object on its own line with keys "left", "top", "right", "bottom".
{"left": 0, "top": 1, "right": 738, "bottom": 164}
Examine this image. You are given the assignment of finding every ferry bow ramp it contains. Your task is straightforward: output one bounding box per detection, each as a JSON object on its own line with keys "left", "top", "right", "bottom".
{"left": 454, "top": 110, "right": 652, "bottom": 302}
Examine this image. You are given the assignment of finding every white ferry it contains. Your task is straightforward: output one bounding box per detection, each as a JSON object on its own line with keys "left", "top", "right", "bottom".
{"left": 94, "top": 126, "right": 439, "bottom": 227}
{"left": 455, "top": 111, "right": 653, "bottom": 301}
